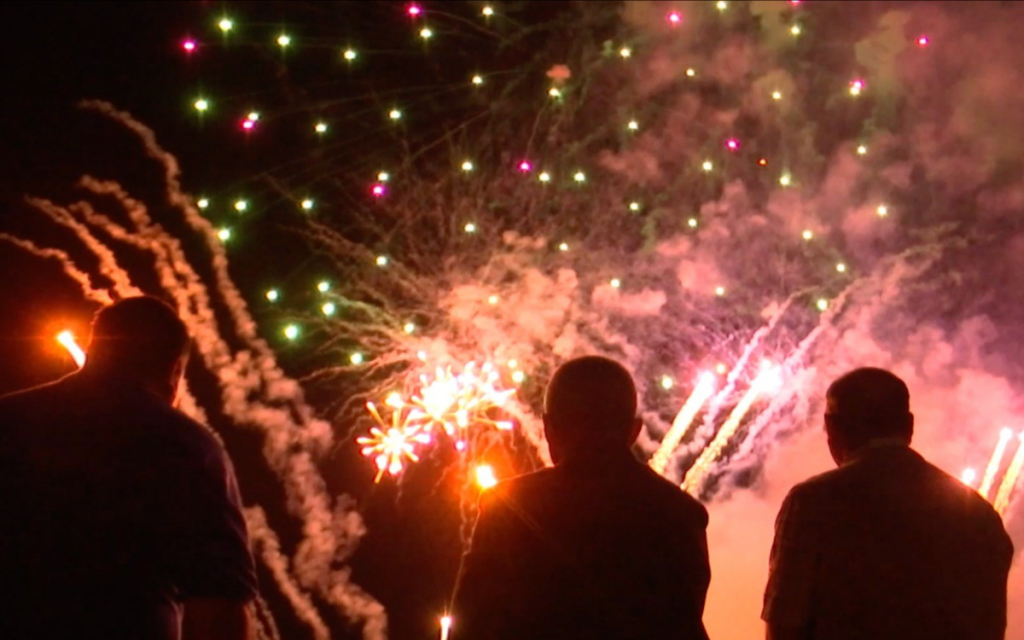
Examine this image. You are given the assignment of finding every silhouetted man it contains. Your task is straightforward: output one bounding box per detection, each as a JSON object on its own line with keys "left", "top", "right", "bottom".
{"left": 452, "top": 356, "right": 711, "bottom": 639}
{"left": 0, "top": 296, "right": 257, "bottom": 640}
{"left": 763, "top": 367, "right": 1013, "bottom": 640}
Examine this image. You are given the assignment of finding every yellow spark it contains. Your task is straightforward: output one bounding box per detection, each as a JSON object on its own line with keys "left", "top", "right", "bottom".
{"left": 816, "top": 298, "right": 828, "bottom": 311}
{"left": 218, "top": 18, "right": 234, "bottom": 32}
{"left": 779, "top": 173, "right": 792, "bottom": 187}
{"left": 686, "top": 68, "right": 696, "bottom": 77}
{"left": 481, "top": 5, "right": 494, "bottom": 17}
{"left": 716, "top": 0, "right": 728, "bottom": 10}
{"left": 538, "top": 172, "right": 551, "bottom": 183}
{"left": 573, "top": 171, "right": 586, "bottom": 183}
{"left": 961, "top": 467, "right": 978, "bottom": 487}
{"left": 993, "top": 431, "right": 1024, "bottom": 516}
{"left": 475, "top": 464, "right": 498, "bottom": 490}
{"left": 511, "top": 370, "right": 525, "bottom": 384}
{"left": 660, "top": 375, "right": 675, "bottom": 390}
{"left": 549, "top": 87, "right": 562, "bottom": 98}
{"left": 406, "top": 362, "right": 517, "bottom": 436}
{"left": 682, "top": 363, "right": 782, "bottom": 494}
{"left": 649, "top": 373, "right": 716, "bottom": 475}
{"left": 317, "top": 281, "right": 330, "bottom": 293}
{"left": 193, "top": 98, "right": 209, "bottom": 112}
{"left": 688, "top": 218, "right": 698, "bottom": 228}
{"left": 619, "top": 46, "right": 632, "bottom": 58}
{"left": 836, "top": 263, "right": 847, "bottom": 273}
{"left": 487, "top": 294, "right": 499, "bottom": 305}
{"left": 234, "top": 199, "right": 248, "bottom": 212}
{"left": 283, "top": 324, "right": 299, "bottom": 340}
{"left": 802, "top": 229, "right": 813, "bottom": 240}
{"left": 857, "top": 144, "right": 868, "bottom": 155}
{"left": 715, "top": 286, "right": 726, "bottom": 296}
{"left": 790, "top": 24, "right": 801, "bottom": 36}
{"left": 461, "top": 160, "right": 474, "bottom": 171}
{"left": 301, "top": 199, "right": 315, "bottom": 211}
{"left": 343, "top": 48, "right": 357, "bottom": 61}
{"left": 471, "top": 74, "right": 483, "bottom": 86}
{"left": 464, "top": 222, "right": 477, "bottom": 234}
{"left": 702, "top": 160, "right": 713, "bottom": 172}
{"left": 771, "top": 90, "right": 782, "bottom": 101}
{"left": 377, "top": 171, "right": 390, "bottom": 182}
{"left": 350, "top": 352, "right": 365, "bottom": 365}
{"left": 376, "top": 255, "right": 389, "bottom": 267}
{"left": 265, "top": 289, "right": 280, "bottom": 302}
{"left": 315, "top": 121, "right": 328, "bottom": 133}
{"left": 558, "top": 242, "right": 569, "bottom": 251}
{"left": 197, "top": 198, "right": 209, "bottom": 209}
{"left": 876, "top": 204, "right": 888, "bottom": 217}
{"left": 979, "top": 428, "right": 1015, "bottom": 499}
{"left": 217, "top": 227, "right": 231, "bottom": 241}
{"left": 388, "top": 109, "right": 402, "bottom": 120}
{"left": 403, "top": 322, "right": 416, "bottom": 334}
{"left": 420, "top": 27, "right": 433, "bottom": 40}
{"left": 321, "top": 302, "right": 336, "bottom": 316}
{"left": 56, "top": 331, "right": 86, "bottom": 368}
{"left": 629, "top": 201, "right": 641, "bottom": 211}
{"left": 276, "top": 33, "right": 291, "bottom": 47}
{"left": 610, "top": 278, "right": 622, "bottom": 289}
{"left": 627, "top": 119, "right": 639, "bottom": 131}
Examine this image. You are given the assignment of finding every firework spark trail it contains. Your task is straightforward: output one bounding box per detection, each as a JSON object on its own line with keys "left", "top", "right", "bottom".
{"left": 0, "top": 235, "right": 113, "bottom": 306}
{"left": 993, "top": 432, "right": 1024, "bottom": 516}
{"left": 681, "top": 364, "right": 782, "bottom": 495}
{"left": 649, "top": 372, "right": 716, "bottom": 476}
{"left": 56, "top": 330, "right": 87, "bottom": 368}
{"left": 15, "top": 102, "right": 388, "bottom": 638}
{"left": 979, "top": 428, "right": 1015, "bottom": 500}
{"left": 246, "top": 507, "right": 330, "bottom": 640}
{"left": 683, "top": 299, "right": 794, "bottom": 460}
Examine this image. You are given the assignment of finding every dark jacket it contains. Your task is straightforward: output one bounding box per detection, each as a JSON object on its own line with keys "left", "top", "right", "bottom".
{"left": 452, "top": 447, "right": 711, "bottom": 639}
{"left": 0, "top": 370, "right": 257, "bottom": 640}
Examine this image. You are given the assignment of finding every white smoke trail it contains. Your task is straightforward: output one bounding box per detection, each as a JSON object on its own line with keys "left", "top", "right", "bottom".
{"left": 12, "top": 101, "right": 388, "bottom": 638}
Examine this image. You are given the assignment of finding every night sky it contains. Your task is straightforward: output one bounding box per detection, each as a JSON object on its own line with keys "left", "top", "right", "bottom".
{"left": 4, "top": 2, "right": 1024, "bottom": 638}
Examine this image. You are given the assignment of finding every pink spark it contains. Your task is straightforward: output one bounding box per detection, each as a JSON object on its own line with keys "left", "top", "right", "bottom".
{"left": 725, "top": 138, "right": 740, "bottom": 151}
{"left": 182, "top": 39, "right": 197, "bottom": 53}
{"left": 917, "top": 35, "right": 930, "bottom": 47}
{"left": 241, "top": 119, "right": 255, "bottom": 130}
{"left": 455, "top": 440, "right": 467, "bottom": 451}
{"left": 667, "top": 11, "right": 682, "bottom": 25}
{"left": 407, "top": 4, "right": 422, "bottom": 17}
{"left": 850, "top": 79, "right": 865, "bottom": 93}
{"left": 372, "top": 184, "right": 386, "bottom": 197}
{"left": 518, "top": 160, "right": 532, "bottom": 173}
{"left": 789, "top": 0, "right": 801, "bottom": 5}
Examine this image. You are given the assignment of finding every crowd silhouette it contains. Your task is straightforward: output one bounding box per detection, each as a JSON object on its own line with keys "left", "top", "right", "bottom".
{"left": 0, "top": 296, "right": 1014, "bottom": 639}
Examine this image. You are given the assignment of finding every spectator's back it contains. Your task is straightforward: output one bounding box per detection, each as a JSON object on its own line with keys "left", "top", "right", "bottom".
{"left": 772, "top": 446, "right": 1011, "bottom": 640}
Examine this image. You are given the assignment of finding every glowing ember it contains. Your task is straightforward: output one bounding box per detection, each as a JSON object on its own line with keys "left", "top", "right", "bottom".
{"left": 56, "top": 330, "right": 86, "bottom": 368}
{"left": 475, "top": 464, "right": 498, "bottom": 490}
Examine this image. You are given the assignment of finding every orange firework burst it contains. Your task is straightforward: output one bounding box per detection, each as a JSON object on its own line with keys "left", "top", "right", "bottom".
{"left": 357, "top": 401, "right": 432, "bottom": 482}
{"left": 407, "top": 361, "right": 516, "bottom": 435}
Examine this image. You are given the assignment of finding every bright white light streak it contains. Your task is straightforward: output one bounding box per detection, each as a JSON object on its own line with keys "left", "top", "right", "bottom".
{"left": 57, "top": 330, "right": 86, "bottom": 368}
{"left": 649, "top": 372, "right": 716, "bottom": 475}
{"left": 978, "top": 427, "right": 1015, "bottom": 499}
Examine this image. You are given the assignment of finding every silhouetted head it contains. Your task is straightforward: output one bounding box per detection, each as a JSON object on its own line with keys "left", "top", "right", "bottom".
{"left": 824, "top": 367, "right": 914, "bottom": 465}
{"left": 542, "top": 356, "right": 642, "bottom": 464}
{"left": 84, "top": 296, "right": 190, "bottom": 405}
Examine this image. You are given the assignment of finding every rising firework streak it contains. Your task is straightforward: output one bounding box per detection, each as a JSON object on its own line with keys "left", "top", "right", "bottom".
{"left": 56, "top": 330, "right": 86, "bottom": 368}
{"left": 993, "top": 431, "right": 1024, "bottom": 516}
{"left": 649, "top": 372, "right": 716, "bottom": 475}
{"left": 978, "top": 427, "right": 1014, "bottom": 499}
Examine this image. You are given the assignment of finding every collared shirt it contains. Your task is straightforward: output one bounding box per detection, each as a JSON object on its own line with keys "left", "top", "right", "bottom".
{"left": 0, "top": 370, "right": 258, "bottom": 640}
{"left": 453, "top": 447, "right": 711, "bottom": 640}
{"left": 763, "top": 445, "right": 1013, "bottom": 640}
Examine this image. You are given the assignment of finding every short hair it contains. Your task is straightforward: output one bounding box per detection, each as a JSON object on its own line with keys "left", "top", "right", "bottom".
{"left": 544, "top": 356, "right": 638, "bottom": 438}
{"left": 87, "top": 296, "right": 190, "bottom": 378}
{"left": 826, "top": 367, "right": 911, "bottom": 442}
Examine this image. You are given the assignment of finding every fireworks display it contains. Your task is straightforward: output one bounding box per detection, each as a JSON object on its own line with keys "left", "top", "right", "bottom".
{"left": 4, "top": 1, "right": 1024, "bottom": 638}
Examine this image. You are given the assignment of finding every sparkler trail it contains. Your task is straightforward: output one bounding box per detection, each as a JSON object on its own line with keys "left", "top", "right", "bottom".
{"left": 681, "top": 363, "right": 782, "bottom": 496}
{"left": 650, "top": 372, "right": 716, "bottom": 476}
{"left": 56, "top": 331, "right": 86, "bottom": 368}
{"left": 682, "top": 300, "right": 794, "bottom": 462}
{"left": 979, "top": 428, "right": 1015, "bottom": 500}
{"left": 993, "top": 432, "right": 1024, "bottom": 517}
